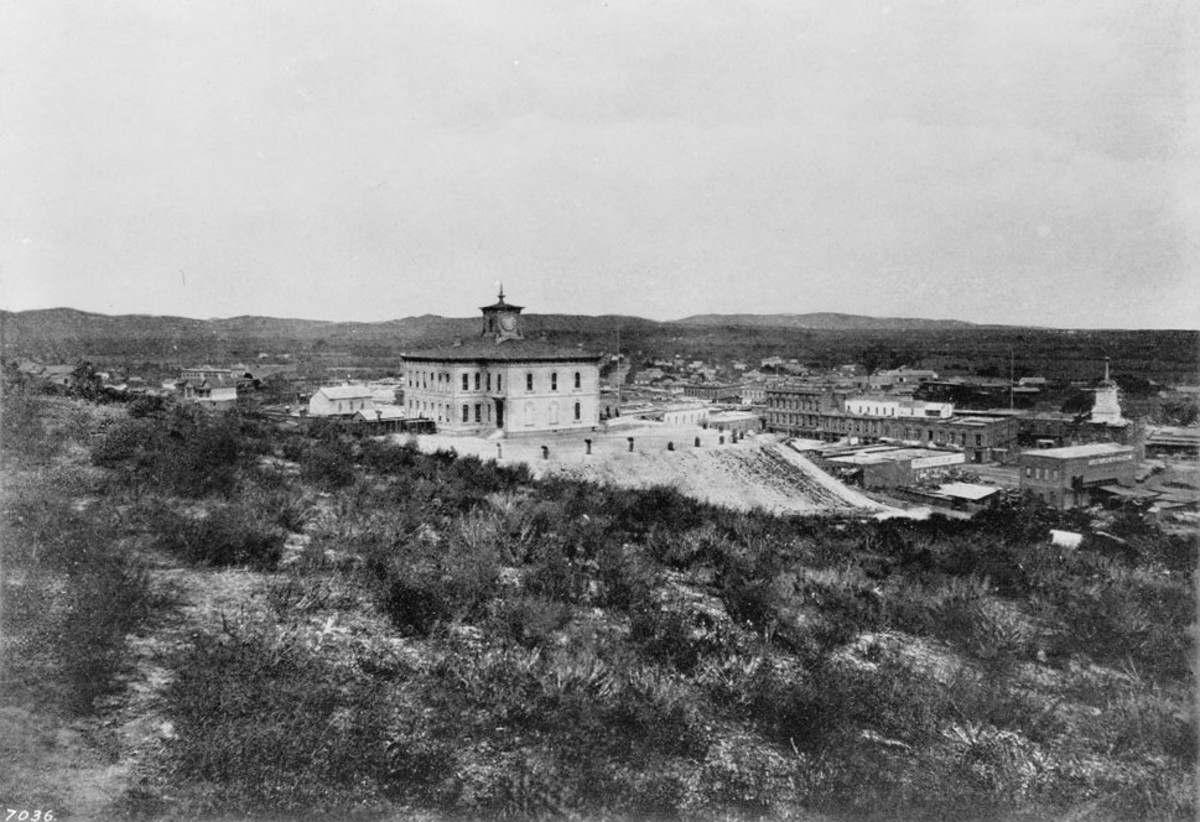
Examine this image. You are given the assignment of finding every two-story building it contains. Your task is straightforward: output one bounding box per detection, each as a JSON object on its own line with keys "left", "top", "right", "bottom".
{"left": 1019, "top": 442, "right": 1136, "bottom": 510}
{"left": 401, "top": 290, "right": 602, "bottom": 436}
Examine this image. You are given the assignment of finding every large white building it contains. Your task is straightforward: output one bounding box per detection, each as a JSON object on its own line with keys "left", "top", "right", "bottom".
{"left": 843, "top": 397, "right": 954, "bottom": 419}
{"left": 309, "top": 385, "right": 376, "bottom": 417}
{"left": 401, "top": 290, "right": 602, "bottom": 435}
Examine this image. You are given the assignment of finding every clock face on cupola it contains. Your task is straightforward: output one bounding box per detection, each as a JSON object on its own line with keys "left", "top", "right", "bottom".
{"left": 479, "top": 285, "right": 524, "bottom": 342}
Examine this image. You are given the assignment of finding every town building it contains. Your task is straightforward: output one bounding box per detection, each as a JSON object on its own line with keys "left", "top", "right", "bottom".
{"left": 632, "top": 368, "right": 665, "bottom": 385}
{"left": 173, "top": 376, "right": 238, "bottom": 408}
{"left": 401, "top": 289, "right": 602, "bottom": 435}
{"left": 181, "top": 365, "right": 234, "bottom": 382}
{"left": 682, "top": 383, "right": 744, "bottom": 402}
{"left": 706, "top": 410, "right": 763, "bottom": 433}
{"left": 843, "top": 396, "right": 953, "bottom": 419}
{"left": 308, "top": 385, "right": 375, "bottom": 417}
{"left": 765, "top": 384, "right": 1017, "bottom": 462}
{"left": 822, "top": 446, "right": 966, "bottom": 489}
{"left": 1019, "top": 442, "right": 1137, "bottom": 510}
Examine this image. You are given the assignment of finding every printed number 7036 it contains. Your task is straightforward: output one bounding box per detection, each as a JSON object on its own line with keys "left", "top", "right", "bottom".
{"left": 6, "top": 811, "right": 54, "bottom": 821}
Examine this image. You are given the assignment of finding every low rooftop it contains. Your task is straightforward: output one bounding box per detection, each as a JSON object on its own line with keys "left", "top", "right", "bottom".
{"left": 1024, "top": 442, "right": 1134, "bottom": 460}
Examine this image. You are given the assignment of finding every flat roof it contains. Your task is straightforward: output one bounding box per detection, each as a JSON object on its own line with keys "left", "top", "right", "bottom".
{"left": 1024, "top": 442, "right": 1134, "bottom": 460}
{"left": 1098, "top": 485, "right": 1159, "bottom": 499}
{"left": 937, "top": 482, "right": 1001, "bottom": 501}
{"left": 828, "top": 447, "right": 958, "bottom": 466}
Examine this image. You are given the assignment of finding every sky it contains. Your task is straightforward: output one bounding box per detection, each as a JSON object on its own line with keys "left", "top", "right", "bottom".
{"left": 1, "top": 0, "right": 1197, "bottom": 329}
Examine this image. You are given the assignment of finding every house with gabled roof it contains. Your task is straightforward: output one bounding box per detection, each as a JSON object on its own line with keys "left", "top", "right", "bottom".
{"left": 308, "top": 385, "right": 375, "bottom": 417}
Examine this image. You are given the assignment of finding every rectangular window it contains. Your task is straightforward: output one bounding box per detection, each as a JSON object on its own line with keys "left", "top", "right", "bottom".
{"left": 574, "top": 402, "right": 581, "bottom": 421}
{"left": 474, "top": 373, "right": 481, "bottom": 391}
{"left": 475, "top": 403, "right": 482, "bottom": 422}
{"left": 487, "top": 373, "right": 492, "bottom": 391}
{"left": 551, "top": 372, "right": 558, "bottom": 391}
{"left": 462, "top": 404, "right": 469, "bottom": 423}
{"left": 462, "top": 374, "right": 469, "bottom": 391}
{"left": 526, "top": 373, "right": 534, "bottom": 392}
{"left": 574, "top": 372, "right": 581, "bottom": 389}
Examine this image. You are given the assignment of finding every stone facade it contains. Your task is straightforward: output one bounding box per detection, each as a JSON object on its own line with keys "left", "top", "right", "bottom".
{"left": 402, "top": 290, "right": 601, "bottom": 436}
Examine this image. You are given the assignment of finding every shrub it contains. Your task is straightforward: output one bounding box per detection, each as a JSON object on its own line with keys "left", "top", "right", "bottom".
{"left": 490, "top": 595, "right": 572, "bottom": 648}
{"left": 157, "top": 506, "right": 285, "bottom": 570}
{"left": 0, "top": 386, "right": 64, "bottom": 464}
{"left": 376, "top": 531, "right": 499, "bottom": 636}
{"left": 300, "top": 442, "right": 356, "bottom": 489}
{"left": 1, "top": 484, "right": 158, "bottom": 715}
{"left": 243, "top": 485, "right": 316, "bottom": 533}
{"left": 165, "top": 626, "right": 391, "bottom": 813}
{"left": 58, "top": 556, "right": 156, "bottom": 713}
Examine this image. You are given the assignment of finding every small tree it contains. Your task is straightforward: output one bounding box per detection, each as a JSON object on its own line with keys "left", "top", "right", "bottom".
{"left": 70, "top": 360, "right": 105, "bottom": 401}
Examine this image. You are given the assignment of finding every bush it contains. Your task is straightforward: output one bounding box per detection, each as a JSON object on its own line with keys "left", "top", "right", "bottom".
{"left": 92, "top": 408, "right": 247, "bottom": 497}
{"left": 157, "top": 506, "right": 285, "bottom": 570}
{"left": 300, "top": 442, "right": 356, "bottom": 489}
{"left": 1, "top": 485, "right": 158, "bottom": 715}
{"left": 58, "top": 556, "right": 156, "bottom": 713}
{"left": 377, "top": 531, "right": 499, "bottom": 636}
{"left": 165, "top": 626, "right": 391, "bottom": 813}
{"left": 243, "top": 485, "right": 316, "bottom": 533}
{"left": 490, "top": 595, "right": 572, "bottom": 648}
{"left": 0, "top": 386, "right": 63, "bottom": 464}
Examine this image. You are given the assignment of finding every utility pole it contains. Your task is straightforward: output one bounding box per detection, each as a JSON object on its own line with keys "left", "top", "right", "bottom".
{"left": 615, "top": 319, "right": 622, "bottom": 407}
{"left": 1009, "top": 345, "right": 1015, "bottom": 410}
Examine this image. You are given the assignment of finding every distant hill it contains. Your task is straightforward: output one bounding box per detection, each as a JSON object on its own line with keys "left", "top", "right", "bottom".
{"left": 0, "top": 307, "right": 661, "bottom": 362}
{"left": 3, "top": 307, "right": 1196, "bottom": 386}
{"left": 1, "top": 307, "right": 973, "bottom": 348}
{"left": 672, "top": 312, "right": 976, "bottom": 330}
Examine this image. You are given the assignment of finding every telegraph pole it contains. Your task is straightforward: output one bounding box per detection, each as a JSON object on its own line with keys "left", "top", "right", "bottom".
{"left": 1009, "top": 345, "right": 1015, "bottom": 410}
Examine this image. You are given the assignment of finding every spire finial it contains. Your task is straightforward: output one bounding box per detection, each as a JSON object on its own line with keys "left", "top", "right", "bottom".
{"left": 498, "top": 281, "right": 505, "bottom": 302}
{"left": 1104, "top": 357, "right": 1110, "bottom": 382}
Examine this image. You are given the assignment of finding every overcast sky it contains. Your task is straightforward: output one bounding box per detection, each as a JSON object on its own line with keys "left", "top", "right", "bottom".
{"left": 2, "top": 0, "right": 1196, "bottom": 328}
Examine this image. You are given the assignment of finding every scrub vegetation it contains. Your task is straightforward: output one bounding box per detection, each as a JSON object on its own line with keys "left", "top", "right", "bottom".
{"left": 1, "top": 383, "right": 1194, "bottom": 821}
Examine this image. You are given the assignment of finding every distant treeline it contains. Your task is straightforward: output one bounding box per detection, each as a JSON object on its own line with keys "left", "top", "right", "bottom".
{"left": 3, "top": 308, "right": 1196, "bottom": 385}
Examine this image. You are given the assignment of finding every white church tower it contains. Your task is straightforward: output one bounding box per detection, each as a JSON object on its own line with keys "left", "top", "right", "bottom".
{"left": 1090, "top": 358, "right": 1126, "bottom": 426}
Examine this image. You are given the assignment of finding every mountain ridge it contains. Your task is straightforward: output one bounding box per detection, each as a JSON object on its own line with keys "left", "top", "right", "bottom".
{"left": 3, "top": 306, "right": 979, "bottom": 339}
{"left": 672, "top": 312, "right": 976, "bottom": 330}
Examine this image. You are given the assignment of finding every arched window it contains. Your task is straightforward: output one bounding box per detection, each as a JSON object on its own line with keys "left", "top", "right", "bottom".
{"left": 524, "top": 401, "right": 535, "bottom": 426}
{"left": 574, "top": 372, "right": 581, "bottom": 389}
{"left": 549, "top": 401, "right": 559, "bottom": 424}
{"left": 574, "top": 402, "right": 581, "bottom": 421}
{"left": 462, "top": 404, "right": 469, "bottom": 423}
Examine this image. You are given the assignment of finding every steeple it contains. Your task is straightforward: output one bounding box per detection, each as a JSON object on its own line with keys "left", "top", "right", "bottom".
{"left": 1091, "top": 357, "right": 1125, "bottom": 426}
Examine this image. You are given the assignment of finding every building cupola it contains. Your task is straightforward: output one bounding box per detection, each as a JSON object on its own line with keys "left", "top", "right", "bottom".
{"left": 480, "top": 284, "right": 524, "bottom": 342}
